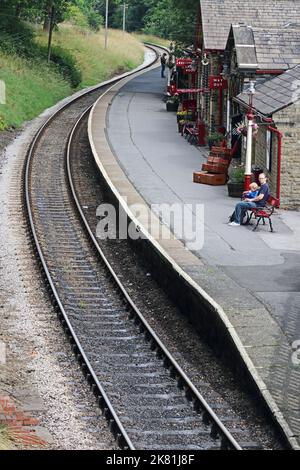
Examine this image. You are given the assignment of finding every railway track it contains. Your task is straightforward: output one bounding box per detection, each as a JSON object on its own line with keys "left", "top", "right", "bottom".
{"left": 24, "top": 46, "right": 243, "bottom": 450}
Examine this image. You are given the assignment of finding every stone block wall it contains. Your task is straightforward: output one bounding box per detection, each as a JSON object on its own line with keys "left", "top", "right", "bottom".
{"left": 275, "top": 103, "right": 300, "bottom": 209}
{"left": 249, "top": 102, "right": 300, "bottom": 209}
{"left": 252, "top": 128, "right": 278, "bottom": 196}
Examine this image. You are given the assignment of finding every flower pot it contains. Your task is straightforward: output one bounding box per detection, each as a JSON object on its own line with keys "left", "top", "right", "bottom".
{"left": 166, "top": 101, "right": 179, "bottom": 112}
{"left": 178, "top": 122, "right": 184, "bottom": 133}
{"left": 227, "top": 181, "right": 245, "bottom": 198}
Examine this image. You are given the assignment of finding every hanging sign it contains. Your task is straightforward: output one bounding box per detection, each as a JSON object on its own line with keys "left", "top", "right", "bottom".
{"left": 176, "top": 58, "right": 193, "bottom": 67}
{"left": 176, "top": 58, "right": 196, "bottom": 74}
{"left": 209, "top": 75, "right": 228, "bottom": 90}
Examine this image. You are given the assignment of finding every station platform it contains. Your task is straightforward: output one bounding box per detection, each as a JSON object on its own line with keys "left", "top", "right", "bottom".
{"left": 89, "top": 64, "right": 300, "bottom": 448}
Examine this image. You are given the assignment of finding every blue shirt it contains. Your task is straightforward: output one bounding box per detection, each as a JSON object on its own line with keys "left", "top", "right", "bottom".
{"left": 245, "top": 190, "right": 259, "bottom": 199}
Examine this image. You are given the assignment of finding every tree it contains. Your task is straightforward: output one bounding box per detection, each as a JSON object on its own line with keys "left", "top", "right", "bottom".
{"left": 143, "top": 0, "right": 198, "bottom": 44}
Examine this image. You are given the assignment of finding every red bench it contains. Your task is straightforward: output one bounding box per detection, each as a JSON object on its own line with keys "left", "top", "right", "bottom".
{"left": 246, "top": 195, "right": 279, "bottom": 232}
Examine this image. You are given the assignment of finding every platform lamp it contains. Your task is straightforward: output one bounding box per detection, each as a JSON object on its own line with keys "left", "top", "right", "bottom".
{"left": 244, "top": 80, "right": 256, "bottom": 191}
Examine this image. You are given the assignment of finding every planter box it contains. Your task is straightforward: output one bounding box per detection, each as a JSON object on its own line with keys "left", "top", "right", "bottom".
{"left": 227, "top": 182, "right": 244, "bottom": 197}
{"left": 193, "top": 171, "right": 227, "bottom": 186}
{"left": 166, "top": 102, "right": 179, "bottom": 112}
{"left": 207, "top": 156, "right": 229, "bottom": 166}
{"left": 202, "top": 163, "right": 227, "bottom": 174}
{"left": 211, "top": 146, "right": 232, "bottom": 157}
{"left": 178, "top": 122, "right": 184, "bottom": 133}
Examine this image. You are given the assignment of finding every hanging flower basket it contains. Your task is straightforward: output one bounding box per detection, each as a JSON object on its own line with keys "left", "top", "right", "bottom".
{"left": 233, "top": 121, "right": 259, "bottom": 139}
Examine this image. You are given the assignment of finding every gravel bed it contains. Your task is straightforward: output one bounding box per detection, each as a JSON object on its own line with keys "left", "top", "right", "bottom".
{"left": 0, "top": 113, "right": 117, "bottom": 450}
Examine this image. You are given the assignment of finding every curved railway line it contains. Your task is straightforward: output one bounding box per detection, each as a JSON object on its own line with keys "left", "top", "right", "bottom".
{"left": 23, "top": 45, "right": 274, "bottom": 450}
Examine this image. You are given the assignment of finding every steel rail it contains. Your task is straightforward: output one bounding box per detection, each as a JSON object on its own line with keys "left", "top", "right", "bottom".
{"left": 67, "top": 110, "right": 242, "bottom": 451}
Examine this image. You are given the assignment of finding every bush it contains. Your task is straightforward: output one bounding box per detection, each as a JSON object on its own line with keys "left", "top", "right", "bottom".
{"left": 0, "top": 115, "right": 7, "bottom": 131}
{"left": 230, "top": 165, "right": 245, "bottom": 183}
{"left": 49, "top": 46, "right": 82, "bottom": 88}
{"left": 65, "top": 5, "right": 90, "bottom": 31}
{"left": 87, "top": 11, "right": 103, "bottom": 32}
{"left": 0, "top": 13, "right": 37, "bottom": 57}
{"left": 0, "top": 13, "right": 81, "bottom": 88}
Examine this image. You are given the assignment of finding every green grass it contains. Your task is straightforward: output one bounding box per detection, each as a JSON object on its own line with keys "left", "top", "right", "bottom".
{"left": 36, "top": 25, "right": 145, "bottom": 87}
{"left": 132, "top": 33, "right": 170, "bottom": 48}
{"left": 0, "top": 53, "right": 72, "bottom": 129}
{"left": 0, "top": 425, "right": 15, "bottom": 450}
{"left": 0, "top": 24, "right": 145, "bottom": 130}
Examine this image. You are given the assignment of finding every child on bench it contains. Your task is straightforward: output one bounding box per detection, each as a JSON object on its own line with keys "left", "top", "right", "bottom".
{"left": 242, "top": 182, "right": 259, "bottom": 200}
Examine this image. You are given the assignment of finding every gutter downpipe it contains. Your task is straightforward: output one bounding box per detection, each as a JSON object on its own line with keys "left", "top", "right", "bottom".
{"left": 267, "top": 126, "right": 282, "bottom": 207}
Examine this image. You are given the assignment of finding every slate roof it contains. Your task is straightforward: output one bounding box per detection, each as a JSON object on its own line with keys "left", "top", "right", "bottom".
{"left": 228, "top": 24, "right": 300, "bottom": 72}
{"left": 235, "top": 64, "right": 300, "bottom": 115}
{"left": 200, "top": 0, "right": 300, "bottom": 50}
{"left": 253, "top": 27, "right": 300, "bottom": 70}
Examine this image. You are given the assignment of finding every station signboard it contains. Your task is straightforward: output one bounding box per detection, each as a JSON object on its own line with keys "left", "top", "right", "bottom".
{"left": 209, "top": 75, "right": 228, "bottom": 90}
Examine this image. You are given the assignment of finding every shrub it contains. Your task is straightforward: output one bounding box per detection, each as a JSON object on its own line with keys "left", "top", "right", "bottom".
{"left": 65, "top": 5, "right": 90, "bottom": 31}
{"left": 87, "top": 11, "right": 103, "bottom": 32}
{"left": 0, "top": 115, "right": 7, "bottom": 131}
{"left": 0, "top": 13, "right": 36, "bottom": 57}
{"left": 50, "top": 46, "right": 82, "bottom": 88}
{"left": 230, "top": 165, "right": 245, "bottom": 183}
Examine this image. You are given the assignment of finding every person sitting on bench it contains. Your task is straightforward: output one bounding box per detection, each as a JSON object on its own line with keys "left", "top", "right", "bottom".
{"left": 228, "top": 174, "right": 269, "bottom": 226}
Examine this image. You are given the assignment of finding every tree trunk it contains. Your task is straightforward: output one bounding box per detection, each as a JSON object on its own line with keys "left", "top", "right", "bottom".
{"left": 15, "top": 3, "right": 22, "bottom": 18}
{"left": 47, "top": 5, "right": 55, "bottom": 63}
{"left": 43, "top": 0, "right": 54, "bottom": 32}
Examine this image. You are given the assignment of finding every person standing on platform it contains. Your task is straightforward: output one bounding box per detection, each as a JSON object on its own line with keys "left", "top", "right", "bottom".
{"left": 161, "top": 53, "right": 167, "bottom": 78}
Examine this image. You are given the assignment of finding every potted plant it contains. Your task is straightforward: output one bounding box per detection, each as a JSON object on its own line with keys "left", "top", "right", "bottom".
{"left": 166, "top": 94, "right": 179, "bottom": 112}
{"left": 207, "top": 132, "right": 223, "bottom": 149}
{"left": 176, "top": 110, "right": 187, "bottom": 123}
{"left": 227, "top": 165, "right": 245, "bottom": 197}
{"left": 234, "top": 121, "right": 259, "bottom": 139}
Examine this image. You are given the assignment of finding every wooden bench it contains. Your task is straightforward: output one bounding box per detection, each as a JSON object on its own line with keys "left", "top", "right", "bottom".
{"left": 246, "top": 195, "right": 279, "bottom": 232}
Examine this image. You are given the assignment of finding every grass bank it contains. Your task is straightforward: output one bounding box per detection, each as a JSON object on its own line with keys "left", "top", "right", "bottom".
{"left": 0, "top": 25, "right": 144, "bottom": 130}
{"left": 36, "top": 25, "right": 145, "bottom": 87}
{"left": 132, "top": 33, "right": 170, "bottom": 48}
{"left": 0, "top": 52, "right": 72, "bottom": 130}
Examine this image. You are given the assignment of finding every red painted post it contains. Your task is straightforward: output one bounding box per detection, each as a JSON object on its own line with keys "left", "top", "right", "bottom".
{"left": 267, "top": 126, "right": 282, "bottom": 206}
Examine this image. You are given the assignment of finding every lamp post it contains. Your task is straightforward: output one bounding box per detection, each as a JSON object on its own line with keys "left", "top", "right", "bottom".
{"left": 104, "top": 0, "right": 109, "bottom": 49}
{"left": 123, "top": 3, "right": 127, "bottom": 32}
{"left": 244, "top": 80, "right": 255, "bottom": 191}
{"left": 167, "top": 42, "right": 175, "bottom": 89}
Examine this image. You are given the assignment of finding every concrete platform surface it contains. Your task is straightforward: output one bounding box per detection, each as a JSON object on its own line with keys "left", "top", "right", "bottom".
{"left": 90, "top": 65, "right": 300, "bottom": 448}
